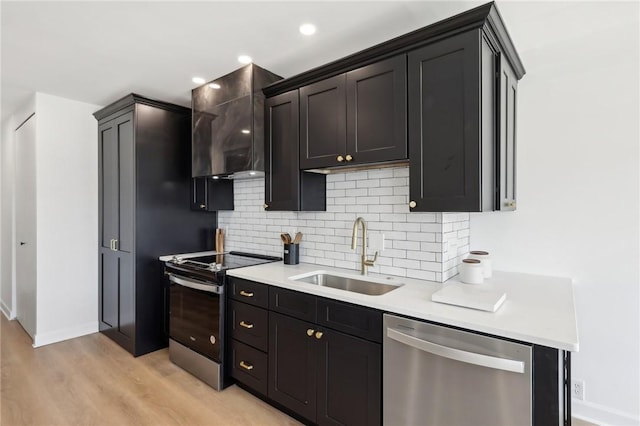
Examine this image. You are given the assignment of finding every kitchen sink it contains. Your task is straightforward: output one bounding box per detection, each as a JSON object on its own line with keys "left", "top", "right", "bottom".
{"left": 289, "top": 271, "right": 403, "bottom": 296}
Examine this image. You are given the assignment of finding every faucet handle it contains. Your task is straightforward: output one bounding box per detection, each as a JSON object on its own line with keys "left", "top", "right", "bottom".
{"left": 364, "top": 251, "right": 379, "bottom": 266}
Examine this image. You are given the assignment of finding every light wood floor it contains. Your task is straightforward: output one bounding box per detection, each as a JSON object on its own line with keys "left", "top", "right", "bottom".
{"left": 1, "top": 315, "right": 598, "bottom": 426}
{"left": 0, "top": 315, "right": 301, "bottom": 426}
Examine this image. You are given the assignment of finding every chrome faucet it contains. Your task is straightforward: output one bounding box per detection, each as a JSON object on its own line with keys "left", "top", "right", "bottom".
{"left": 351, "top": 217, "right": 378, "bottom": 275}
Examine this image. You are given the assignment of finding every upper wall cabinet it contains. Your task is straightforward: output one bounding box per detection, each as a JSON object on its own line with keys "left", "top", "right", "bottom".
{"left": 299, "top": 56, "right": 407, "bottom": 169}
{"left": 407, "top": 30, "right": 519, "bottom": 212}
{"left": 264, "top": 90, "right": 326, "bottom": 211}
{"left": 263, "top": 2, "right": 524, "bottom": 212}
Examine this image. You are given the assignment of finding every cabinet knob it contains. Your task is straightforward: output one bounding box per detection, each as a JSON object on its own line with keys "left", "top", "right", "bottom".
{"left": 239, "top": 320, "right": 254, "bottom": 329}
{"left": 345, "top": 154, "right": 353, "bottom": 162}
{"left": 263, "top": 203, "right": 268, "bottom": 209}
{"left": 337, "top": 155, "right": 344, "bottom": 162}
{"left": 505, "top": 200, "right": 516, "bottom": 208}
{"left": 409, "top": 201, "right": 417, "bottom": 208}
{"left": 314, "top": 331, "right": 323, "bottom": 340}
{"left": 306, "top": 328, "right": 315, "bottom": 337}
{"left": 239, "top": 361, "right": 254, "bottom": 371}
{"left": 199, "top": 204, "right": 206, "bottom": 209}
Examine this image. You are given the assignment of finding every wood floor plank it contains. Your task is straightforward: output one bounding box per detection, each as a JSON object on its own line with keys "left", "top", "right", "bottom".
{"left": 1, "top": 316, "right": 300, "bottom": 426}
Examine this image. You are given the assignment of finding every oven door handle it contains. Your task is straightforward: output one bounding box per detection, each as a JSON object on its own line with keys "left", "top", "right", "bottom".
{"left": 167, "top": 273, "right": 222, "bottom": 295}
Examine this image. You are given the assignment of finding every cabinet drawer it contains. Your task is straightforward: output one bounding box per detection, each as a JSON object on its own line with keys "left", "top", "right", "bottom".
{"left": 229, "top": 300, "right": 268, "bottom": 352}
{"left": 230, "top": 339, "right": 268, "bottom": 397}
{"left": 269, "top": 287, "right": 316, "bottom": 322}
{"left": 317, "top": 298, "right": 382, "bottom": 343}
{"left": 229, "top": 278, "right": 269, "bottom": 308}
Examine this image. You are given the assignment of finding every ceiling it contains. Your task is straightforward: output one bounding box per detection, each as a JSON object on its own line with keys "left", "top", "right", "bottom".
{"left": 1, "top": 0, "right": 587, "bottom": 123}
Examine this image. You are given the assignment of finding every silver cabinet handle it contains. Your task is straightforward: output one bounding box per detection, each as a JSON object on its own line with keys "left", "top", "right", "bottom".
{"left": 167, "top": 273, "right": 222, "bottom": 294}
{"left": 386, "top": 327, "right": 525, "bottom": 374}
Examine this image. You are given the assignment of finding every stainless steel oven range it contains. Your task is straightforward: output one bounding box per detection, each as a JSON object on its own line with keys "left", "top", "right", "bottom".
{"left": 164, "top": 251, "right": 281, "bottom": 390}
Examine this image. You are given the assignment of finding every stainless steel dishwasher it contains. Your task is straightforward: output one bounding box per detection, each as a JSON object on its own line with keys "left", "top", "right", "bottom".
{"left": 383, "top": 313, "right": 532, "bottom": 426}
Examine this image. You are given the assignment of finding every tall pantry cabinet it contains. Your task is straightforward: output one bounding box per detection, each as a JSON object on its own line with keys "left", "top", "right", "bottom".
{"left": 94, "top": 94, "right": 215, "bottom": 356}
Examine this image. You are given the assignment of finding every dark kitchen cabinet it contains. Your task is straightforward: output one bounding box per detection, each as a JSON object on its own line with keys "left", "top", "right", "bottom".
{"left": 228, "top": 279, "right": 270, "bottom": 396}
{"left": 190, "top": 177, "right": 234, "bottom": 211}
{"left": 264, "top": 90, "right": 325, "bottom": 211}
{"left": 95, "top": 94, "right": 216, "bottom": 356}
{"left": 269, "top": 311, "right": 318, "bottom": 421}
{"left": 263, "top": 3, "right": 524, "bottom": 213}
{"left": 316, "top": 328, "right": 381, "bottom": 426}
{"left": 299, "top": 56, "right": 407, "bottom": 169}
{"left": 268, "top": 287, "right": 382, "bottom": 425}
{"left": 408, "top": 29, "right": 519, "bottom": 212}
{"left": 497, "top": 54, "right": 518, "bottom": 211}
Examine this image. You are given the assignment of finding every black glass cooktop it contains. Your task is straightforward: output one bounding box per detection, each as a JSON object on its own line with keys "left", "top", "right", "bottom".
{"left": 176, "top": 251, "right": 281, "bottom": 271}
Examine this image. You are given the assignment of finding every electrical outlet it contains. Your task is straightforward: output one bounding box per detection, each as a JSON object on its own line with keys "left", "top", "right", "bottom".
{"left": 571, "top": 379, "right": 585, "bottom": 400}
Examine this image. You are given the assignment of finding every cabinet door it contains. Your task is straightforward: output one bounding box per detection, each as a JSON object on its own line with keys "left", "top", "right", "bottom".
{"left": 190, "top": 177, "right": 208, "bottom": 211}
{"left": 265, "top": 91, "right": 301, "bottom": 210}
{"left": 346, "top": 55, "right": 407, "bottom": 164}
{"left": 190, "top": 177, "right": 234, "bottom": 211}
{"left": 99, "top": 249, "right": 135, "bottom": 353}
{"left": 268, "top": 311, "right": 317, "bottom": 422}
{"left": 300, "top": 75, "right": 347, "bottom": 169}
{"left": 497, "top": 54, "right": 518, "bottom": 211}
{"left": 98, "top": 112, "right": 134, "bottom": 252}
{"left": 316, "top": 329, "right": 381, "bottom": 426}
{"left": 408, "top": 30, "right": 481, "bottom": 212}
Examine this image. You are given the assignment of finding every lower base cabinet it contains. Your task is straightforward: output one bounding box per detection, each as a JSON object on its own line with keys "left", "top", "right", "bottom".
{"left": 269, "top": 311, "right": 381, "bottom": 425}
{"left": 227, "top": 278, "right": 382, "bottom": 426}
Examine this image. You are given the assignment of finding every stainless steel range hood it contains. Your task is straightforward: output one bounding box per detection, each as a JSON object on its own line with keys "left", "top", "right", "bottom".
{"left": 192, "top": 64, "right": 282, "bottom": 179}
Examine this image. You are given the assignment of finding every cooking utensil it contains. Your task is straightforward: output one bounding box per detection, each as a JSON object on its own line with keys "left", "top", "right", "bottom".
{"left": 293, "top": 232, "right": 303, "bottom": 244}
{"left": 280, "top": 233, "right": 291, "bottom": 244}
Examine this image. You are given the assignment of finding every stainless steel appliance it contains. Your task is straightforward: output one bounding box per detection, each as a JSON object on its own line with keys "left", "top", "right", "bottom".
{"left": 384, "top": 313, "right": 533, "bottom": 426}
{"left": 164, "top": 251, "right": 280, "bottom": 390}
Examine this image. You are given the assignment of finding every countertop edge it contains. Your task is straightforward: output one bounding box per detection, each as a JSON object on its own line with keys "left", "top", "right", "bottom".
{"left": 227, "top": 263, "right": 579, "bottom": 352}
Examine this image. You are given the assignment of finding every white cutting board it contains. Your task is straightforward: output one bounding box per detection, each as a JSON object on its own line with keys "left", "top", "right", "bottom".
{"left": 431, "top": 284, "right": 506, "bottom": 312}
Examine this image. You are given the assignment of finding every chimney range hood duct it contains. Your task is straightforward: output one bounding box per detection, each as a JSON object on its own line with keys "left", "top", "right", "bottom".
{"left": 192, "top": 64, "right": 282, "bottom": 179}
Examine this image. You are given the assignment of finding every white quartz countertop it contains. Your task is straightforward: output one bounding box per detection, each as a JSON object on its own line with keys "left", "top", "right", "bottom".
{"left": 227, "top": 262, "right": 579, "bottom": 351}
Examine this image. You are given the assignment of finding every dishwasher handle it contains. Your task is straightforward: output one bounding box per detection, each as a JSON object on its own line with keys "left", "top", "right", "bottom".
{"left": 386, "top": 327, "right": 525, "bottom": 374}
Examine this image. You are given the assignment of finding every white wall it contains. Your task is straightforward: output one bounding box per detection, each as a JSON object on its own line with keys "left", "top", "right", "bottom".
{"left": 1, "top": 96, "right": 36, "bottom": 320}
{"left": 31, "top": 93, "right": 101, "bottom": 346}
{"left": 473, "top": 2, "right": 639, "bottom": 424}
{"left": 0, "top": 93, "right": 101, "bottom": 346}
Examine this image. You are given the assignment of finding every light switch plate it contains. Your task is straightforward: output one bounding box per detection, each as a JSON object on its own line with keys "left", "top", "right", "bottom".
{"left": 369, "top": 233, "right": 385, "bottom": 251}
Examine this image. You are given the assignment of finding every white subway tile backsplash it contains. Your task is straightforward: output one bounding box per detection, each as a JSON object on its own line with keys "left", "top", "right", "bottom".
{"left": 218, "top": 166, "right": 470, "bottom": 283}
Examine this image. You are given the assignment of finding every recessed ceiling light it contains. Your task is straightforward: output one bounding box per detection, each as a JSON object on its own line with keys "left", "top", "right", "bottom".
{"left": 192, "top": 77, "right": 206, "bottom": 85}
{"left": 299, "top": 23, "right": 316, "bottom": 36}
{"left": 241, "top": 129, "right": 250, "bottom": 134}
{"left": 209, "top": 83, "right": 221, "bottom": 89}
{"left": 238, "top": 55, "right": 252, "bottom": 64}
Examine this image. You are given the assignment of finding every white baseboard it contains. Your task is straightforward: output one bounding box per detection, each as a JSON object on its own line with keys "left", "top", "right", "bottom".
{"left": 1, "top": 300, "right": 15, "bottom": 320}
{"left": 573, "top": 399, "right": 640, "bottom": 426}
{"left": 32, "top": 321, "right": 99, "bottom": 348}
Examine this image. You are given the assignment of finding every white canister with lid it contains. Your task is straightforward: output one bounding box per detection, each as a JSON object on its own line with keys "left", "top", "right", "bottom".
{"left": 458, "top": 259, "right": 484, "bottom": 284}
{"left": 468, "top": 250, "right": 492, "bottom": 278}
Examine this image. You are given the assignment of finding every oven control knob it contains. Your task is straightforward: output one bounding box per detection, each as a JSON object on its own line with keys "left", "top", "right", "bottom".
{"left": 210, "top": 336, "right": 216, "bottom": 345}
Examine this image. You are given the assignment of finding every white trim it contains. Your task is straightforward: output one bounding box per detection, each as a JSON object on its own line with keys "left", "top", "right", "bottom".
{"left": 573, "top": 399, "right": 640, "bottom": 426}
{"left": 0, "top": 300, "right": 15, "bottom": 320}
{"left": 32, "top": 321, "right": 99, "bottom": 348}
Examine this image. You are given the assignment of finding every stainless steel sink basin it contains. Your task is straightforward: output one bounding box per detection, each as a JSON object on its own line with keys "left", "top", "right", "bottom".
{"left": 289, "top": 271, "right": 402, "bottom": 296}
